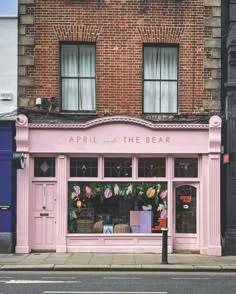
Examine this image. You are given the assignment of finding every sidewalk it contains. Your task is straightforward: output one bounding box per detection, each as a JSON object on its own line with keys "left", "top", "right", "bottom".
{"left": 1, "top": 252, "right": 236, "bottom": 272}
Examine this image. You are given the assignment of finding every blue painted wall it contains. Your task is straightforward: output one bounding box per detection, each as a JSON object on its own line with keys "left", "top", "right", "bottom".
{"left": 0, "top": 122, "right": 16, "bottom": 242}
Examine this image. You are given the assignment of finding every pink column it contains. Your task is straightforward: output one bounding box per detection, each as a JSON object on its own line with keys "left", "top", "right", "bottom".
{"left": 56, "top": 155, "right": 67, "bottom": 252}
{"left": 207, "top": 115, "right": 222, "bottom": 256}
{"left": 15, "top": 115, "right": 30, "bottom": 253}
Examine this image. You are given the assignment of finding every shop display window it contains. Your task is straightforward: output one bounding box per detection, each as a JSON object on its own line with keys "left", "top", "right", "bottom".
{"left": 70, "top": 158, "right": 98, "bottom": 177}
{"left": 104, "top": 158, "right": 132, "bottom": 177}
{"left": 138, "top": 158, "right": 166, "bottom": 177}
{"left": 68, "top": 182, "right": 168, "bottom": 234}
{"left": 34, "top": 157, "right": 55, "bottom": 177}
{"left": 175, "top": 185, "right": 196, "bottom": 233}
{"left": 174, "top": 158, "right": 198, "bottom": 178}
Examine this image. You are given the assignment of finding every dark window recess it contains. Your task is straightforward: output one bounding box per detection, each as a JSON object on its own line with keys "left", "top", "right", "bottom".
{"left": 138, "top": 158, "right": 166, "bottom": 177}
{"left": 70, "top": 158, "right": 98, "bottom": 177}
{"left": 174, "top": 158, "right": 198, "bottom": 177}
{"left": 104, "top": 158, "right": 132, "bottom": 177}
{"left": 34, "top": 157, "right": 55, "bottom": 177}
{"left": 175, "top": 185, "right": 196, "bottom": 234}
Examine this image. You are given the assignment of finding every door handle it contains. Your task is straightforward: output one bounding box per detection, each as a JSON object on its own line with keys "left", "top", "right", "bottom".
{"left": 43, "top": 206, "right": 46, "bottom": 209}
{"left": 40, "top": 213, "right": 49, "bottom": 217}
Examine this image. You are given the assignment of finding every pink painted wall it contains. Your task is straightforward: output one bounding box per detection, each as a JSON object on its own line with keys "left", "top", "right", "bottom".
{"left": 15, "top": 115, "right": 222, "bottom": 256}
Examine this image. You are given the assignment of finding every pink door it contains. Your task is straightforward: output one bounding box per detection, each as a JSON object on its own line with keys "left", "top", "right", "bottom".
{"left": 31, "top": 182, "right": 56, "bottom": 251}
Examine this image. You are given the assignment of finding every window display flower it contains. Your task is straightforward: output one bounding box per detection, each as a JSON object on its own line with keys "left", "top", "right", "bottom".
{"left": 85, "top": 186, "right": 92, "bottom": 198}
{"left": 160, "top": 190, "right": 167, "bottom": 199}
{"left": 146, "top": 187, "right": 156, "bottom": 198}
{"left": 73, "top": 185, "right": 80, "bottom": 196}
{"left": 104, "top": 188, "right": 112, "bottom": 199}
{"left": 114, "top": 184, "right": 120, "bottom": 195}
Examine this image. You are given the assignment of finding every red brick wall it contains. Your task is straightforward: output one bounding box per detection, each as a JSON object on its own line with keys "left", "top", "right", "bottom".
{"left": 24, "top": 0, "right": 207, "bottom": 118}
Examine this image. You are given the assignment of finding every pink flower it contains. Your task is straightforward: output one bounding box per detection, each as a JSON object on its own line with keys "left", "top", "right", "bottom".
{"left": 104, "top": 188, "right": 112, "bottom": 199}
{"left": 160, "top": 208, "right": 167, "bottom": 219}
{"left": 85, "top": 186, "right": 92, "bottom": 198}
{"left": 160, "top": 190, "right": 168, "bottom": 199}
{"left": 73, "top": 185, "right": 80, "bottom": 196}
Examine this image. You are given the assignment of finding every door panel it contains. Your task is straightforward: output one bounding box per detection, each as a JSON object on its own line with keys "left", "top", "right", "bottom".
{"left": 32, "top": 182, "right": 56, "bottom": 250}
{"left": 173, "top": 183, "right": 199, "bottom": 251}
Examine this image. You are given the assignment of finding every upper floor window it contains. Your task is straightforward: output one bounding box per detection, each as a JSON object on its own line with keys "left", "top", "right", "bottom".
{"left": 143, "top": 45, "right": 178, "bottom": 114}
{"left": 61, "top": 43, "right": 96, "bottom": 112}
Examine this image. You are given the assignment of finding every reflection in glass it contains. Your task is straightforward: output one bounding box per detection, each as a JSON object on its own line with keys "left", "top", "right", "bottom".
{"left": 174, "top": 158, "right": 198, "bottom": 177}
{"left": 175, "top": 185, "right": 196, "bottom": 233}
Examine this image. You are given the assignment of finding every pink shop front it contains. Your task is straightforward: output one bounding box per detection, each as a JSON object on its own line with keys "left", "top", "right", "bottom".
{"left": 15, "top": 115, "right": 222, "bottom": 255}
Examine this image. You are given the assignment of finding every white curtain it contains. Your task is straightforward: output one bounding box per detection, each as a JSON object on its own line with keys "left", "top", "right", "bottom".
{"left": 79, "top": 45, "right": 95, "bottom": 111}
{"left": 61, "top": 44, "right": 95, "bottom": 111}
{"left": 144, "top": 47, "right": 178, "bottom": 113}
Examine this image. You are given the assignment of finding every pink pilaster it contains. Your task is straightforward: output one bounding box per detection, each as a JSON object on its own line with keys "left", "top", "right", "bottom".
{"left": 56, "top": 155, "right": 67, "bottom": 252}
{"left": 15, "top": 115, "right": 30, "bottom": 253}
{"left": 207, "top": 115, "right": 222, "bottom": 256}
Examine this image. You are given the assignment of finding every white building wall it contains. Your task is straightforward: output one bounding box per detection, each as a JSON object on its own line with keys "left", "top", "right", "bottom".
{"left": 0, "top": 17, "right": 17, "bottom": 116}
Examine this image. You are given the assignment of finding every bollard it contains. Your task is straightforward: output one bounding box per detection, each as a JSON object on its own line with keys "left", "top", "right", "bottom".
{"left": 161, "top": 228, "right": 168, "bottom": 264}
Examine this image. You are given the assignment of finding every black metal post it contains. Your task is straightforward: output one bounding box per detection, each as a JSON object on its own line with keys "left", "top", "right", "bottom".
{"left": 161, "top": 228, "right": 168, "bottom": 264}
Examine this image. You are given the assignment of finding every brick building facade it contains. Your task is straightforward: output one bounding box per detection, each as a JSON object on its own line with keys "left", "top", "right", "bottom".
{"left": 15, "top": 0, "right": 223, "bottom": 255}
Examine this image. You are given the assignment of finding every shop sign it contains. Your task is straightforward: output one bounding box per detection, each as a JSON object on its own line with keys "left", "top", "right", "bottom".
{"left": 68, "top": 135, "right": 171, "bottom": 145}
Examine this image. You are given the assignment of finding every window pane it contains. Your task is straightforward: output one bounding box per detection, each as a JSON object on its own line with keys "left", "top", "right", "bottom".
{"left": 79, "top": 45, "right": 95, "bottom": 77}
{"left": 68, "top": 181, "right": 168, "bottom": 234}
{"left": 174, "top": 158, "right": 198, "bottom": 177}
{"left": 176, "top": 185, "right": 196, "bottom": 233}
{"left": 143, "top": 81, "right": 160, "bottom": 113}
{"left": 144, "top": 47, "right": 160, "bottom": 79}
{"left": 61, "top": 45, "right": 79, "bottom": 77}
{"left": 161, "top": 81, "right": 177, "bottom": 113}
{"left": 104, "top": 158, "right": 132, "bottom": 177}
{"left": 70, "top": 158, "right": 98, "bottom": 177}
{"left": 62, "top": 79, "right": 79, "bottom": 111}
{"left": 34, "top": 157, "right": 55, "bottom": 177}
{"left": 138, "top": 158, "right": 166, "bottom": 177}
{"left": 79, "top": 79, "right": 96, "bottom": 111}
{"left": 161, "top": 47, "right": 178, "bottom": 80}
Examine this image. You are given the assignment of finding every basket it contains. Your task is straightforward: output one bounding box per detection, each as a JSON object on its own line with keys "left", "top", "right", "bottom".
{"left": 77, "top": 219, "right": 94, "bottom": 233}
{"left": 114, "top": 224, "right": 130, "bottom": 233}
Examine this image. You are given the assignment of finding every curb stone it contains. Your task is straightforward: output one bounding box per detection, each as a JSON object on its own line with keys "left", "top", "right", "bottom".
{"left": 1, "top": 264, "right": 54, "bottom": 271}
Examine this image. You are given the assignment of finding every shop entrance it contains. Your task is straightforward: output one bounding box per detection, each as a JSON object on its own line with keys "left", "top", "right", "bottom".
{"left": 31, "top": 182, "right": 56, "bottom": 251}
{"left": 173, "top": 183, "right": 199, "bottom": 251}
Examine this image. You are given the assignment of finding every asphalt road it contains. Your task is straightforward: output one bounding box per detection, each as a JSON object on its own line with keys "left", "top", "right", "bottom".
{"left": 0, "top": 271, "right": 236, "bottom": 294}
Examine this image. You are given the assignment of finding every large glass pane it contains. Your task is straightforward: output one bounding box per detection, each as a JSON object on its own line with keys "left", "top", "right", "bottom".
{"left": 61, "top": 45, "right": 79, "bottom": 77}
{"left": 62, "top": 79, "right": 78, "bottom": 111}
{"left": 176, "top": 185, "right": 196, "bottom": 233}
{"left": 161, "top": 47, "right": 178, "bottom": 80}
{"left": 68, "top": 181, "right": 168, "bottom": 234}
{"left": 143, "top": 81, "right": 160, "bottom": 113}
{"left": 79, "top": 45, "right": 95, "bottom": 77}
{"left": 144, "top": 47, "right": 160, "bottom": 79}
{"left": 79, "top": 79, "right": 95, "bottom": 111}
{"left": 161, "top": 81, "right": 177, "bottom": 113}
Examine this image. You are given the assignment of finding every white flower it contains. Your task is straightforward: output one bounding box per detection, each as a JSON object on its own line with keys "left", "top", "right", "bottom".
{"left": 126, "top": 184, "right": 133, "bottom": 195}
{"left": 114, "top": 184, "right": 120, "bottom": 195}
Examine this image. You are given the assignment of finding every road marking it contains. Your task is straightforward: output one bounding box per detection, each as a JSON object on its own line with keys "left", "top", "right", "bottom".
{"left": 172, "top": 278, "right": 209, "bottom": 280}
{"left": 42, "top": 277, "right": 77, "bottom": 280}
{"left": 44, "top": 292, "right": 167, "bottom": 294}
{"left": 5, "top": 280, "right": 81, "bottom": 284}
{"left": 103, "top": 277, "right": 142, "bottom": 280}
